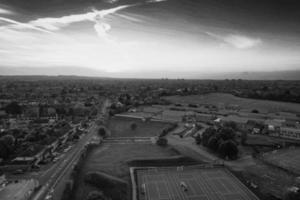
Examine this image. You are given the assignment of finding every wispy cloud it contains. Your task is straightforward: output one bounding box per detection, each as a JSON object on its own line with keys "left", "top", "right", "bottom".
{"left": 0, "top": 0, "right": 167, "bottom": 41}
{"left": 0, "top": 17, "right": 53, "bottom": 33}
{"left": 147, "top": 0, "right": 168, "bottom": 3}
{"left": 0, "top": 7, "right": 13, "bottom": 15}
{"left": 222, "top": 34, "right": 261, "bottom": 49}
{"left": 206, "top": 32, "right": 261, "bottom": 49}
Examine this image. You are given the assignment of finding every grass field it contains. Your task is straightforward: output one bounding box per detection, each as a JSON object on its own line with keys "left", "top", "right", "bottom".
{"left": 73, "top": 144, "right": 178, "bottom": 200}
{"left": 108, "top": 116, "right": 172, "bottom": 137}
{"left": 163, "top": 93, "right": 300, "bottom": 113}
{"left": 135, "top": 166, "right": 259, "bottom": 200}
{"left": 262, "top": 147, "right": 300, "bottom": 175}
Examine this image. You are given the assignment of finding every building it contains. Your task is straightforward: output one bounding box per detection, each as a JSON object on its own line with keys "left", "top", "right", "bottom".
{"left": 279, "top": 127, "right": 300, "bottom": 140}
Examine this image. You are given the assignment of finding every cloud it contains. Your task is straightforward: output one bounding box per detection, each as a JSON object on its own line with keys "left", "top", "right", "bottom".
{"left": 29, "top": 5, "right": 134, "bottom": 31}
{"left": 0, "top": 0, "right": 167, "bottom": 40}
{"left": 0, "top": 17, "right": 53, "bottom": 33}
{"left": 0, "top": 7, "right": 14, "bottom": 15}
{"left": 206, "top": 32, "right": 261, "bottom": 49}
{"left": 223, "top": 34, "right": 261, "bottom": 49}
{"left": 104, "top": 0, "right": 120, "bottom": 3}
{"left": 147, "top": 0, "right": 168, "bottom": 3}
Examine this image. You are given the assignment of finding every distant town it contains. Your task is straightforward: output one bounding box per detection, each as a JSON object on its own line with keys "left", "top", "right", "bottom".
{"left": 0, "top": 76, "right": 300, "bottom": 200}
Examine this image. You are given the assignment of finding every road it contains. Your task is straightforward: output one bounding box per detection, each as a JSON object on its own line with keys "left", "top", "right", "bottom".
{"left": 29, "top": 98, "right": 110, "bottom": 200}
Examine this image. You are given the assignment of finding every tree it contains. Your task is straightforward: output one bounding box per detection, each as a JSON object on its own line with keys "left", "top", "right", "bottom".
{"left": 207, "top": 136, "right": 219, "bottom": 152}
{"left": 218, "top": 127, "right": 236, "bottom": 141}
{"left": 218, "top": 140, "right": 238, "bottom": 160}
{"left": 202, "top": 127, "right": 216, "bottom": 147}
{"left": 195, "top": 134, "right": 202, "bottom": 145}
{"left": 284, "top": 187, "right": 300, "bottom": 200}
{"left": 130, "top": 122, "right": 137, "bottom": 130}
{"left": 223, "top": 121, "right": 237, "bottom": 130}
{"left": 251, "top": 109, "right": 259, "bottom": 113}
{"left": 0, "top": 134, "right": 15, "bottom": 159}
{"left": 156, "top": 137, "right": 168, "bottom": 146}
{"left": 5, "top": 102, "right": 22, "bottom": 115}
{"left": 86, "top": 191, "right": 108, "bottom": 200}
{"left": 2, "top": 134, "right": 15, "bottom": 149}
{"left": 241, "top": 132, "right": 248, "bottom": 145}
{"left": 98, "top": 127, "right": 107, "bottom": 138}
{"left": 0, "top": 139, "right": 9, "bottom": 159}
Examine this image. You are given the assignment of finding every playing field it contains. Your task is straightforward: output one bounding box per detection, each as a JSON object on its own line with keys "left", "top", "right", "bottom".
{"left": 108, "top": 116, "right": 172, "bottom": 137}
{"left": 135, "top": 166, "right": 259, "bottom": 200}
{"left": 263, "top": 147, "right": 300, "bottom": 175}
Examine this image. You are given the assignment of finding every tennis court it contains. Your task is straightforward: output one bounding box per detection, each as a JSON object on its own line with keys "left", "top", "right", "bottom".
{"left": 135, "top": 166, "right": 259, "bottom": 200}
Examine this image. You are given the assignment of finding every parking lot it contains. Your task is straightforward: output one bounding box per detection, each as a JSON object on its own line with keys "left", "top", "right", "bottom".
{"left": 135, "top": 166, "right": 259, "bottom": 200}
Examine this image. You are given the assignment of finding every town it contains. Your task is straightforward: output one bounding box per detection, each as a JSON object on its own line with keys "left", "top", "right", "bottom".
{"left": 0, "top": 76, "right": 299, "bottom": 200}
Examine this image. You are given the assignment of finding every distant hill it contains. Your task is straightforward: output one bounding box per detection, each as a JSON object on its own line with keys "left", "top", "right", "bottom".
{"left": 0, "top": 66, "right": 299, "bottom": 80}
{"left": 0, "top": 66, "right": 105, "bottom": 77}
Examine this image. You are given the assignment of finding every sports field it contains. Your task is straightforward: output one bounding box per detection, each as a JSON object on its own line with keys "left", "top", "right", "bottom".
{"left": 135, "top": 166, "right": 259, "bottom": 200}
{"left": 263, "top": 147, "right": 300, "bottom": 175}
{"left": 108, "top": 116, "right": 172, "bottom": 137}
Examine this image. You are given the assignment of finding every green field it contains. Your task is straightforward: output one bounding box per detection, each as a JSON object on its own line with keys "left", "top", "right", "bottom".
{"left": 108, "top": 116, "right": 172, "bottom": 137}
{"left": 73, "top": 144, "right": 178, "bottom": 200}
{"left": 163, "top": 93, "right": 300, "bottom": 113}
{"left": 262, "top": 147, "right": 300, "bottom": 175}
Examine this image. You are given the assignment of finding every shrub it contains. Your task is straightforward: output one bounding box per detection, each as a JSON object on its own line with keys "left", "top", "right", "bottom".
{"left": 195, "top": 134, "right": 202, "bottom": 145}
{"left": 86, "top": 191, "right": 110, "bottom": 200}
{"left": 130, "top": 122, "right": 137, "bottom": 130}
{"left": 98, "top": 127, "right": 107, "bottom": 138}
{"left": 61, "top": 180, "right": 73, "bottom": 200}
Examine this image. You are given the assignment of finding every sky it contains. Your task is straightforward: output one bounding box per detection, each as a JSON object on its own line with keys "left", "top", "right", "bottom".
{"left": 0, "top": 0, "right": 300, "bottom": 78}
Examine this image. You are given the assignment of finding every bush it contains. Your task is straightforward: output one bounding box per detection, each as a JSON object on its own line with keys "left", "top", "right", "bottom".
{"left": 84, "top": 172, "right": 127, "bottom": 200}
{"left": 86, "top": 191, "right": 110, "bottom": 200}
{"left": 98, "top": 127, "right": 107, "bottom": 138}
{"left": 195, "top": 134, "right": 202, "bottom": 145}
{"left": 156, "top": 137, "right": 168, "bottom": 146}
{"left": 130, "top": 122, "right": 137, "bottom": 130}
{"left": 61, "top": 180, "right": 73, "bottom": 200}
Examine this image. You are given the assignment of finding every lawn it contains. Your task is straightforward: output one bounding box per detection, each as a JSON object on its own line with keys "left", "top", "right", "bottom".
{"left": 163, "top": 93, "right": 300, "bottom": 113}
{"left": 108, "top": 116, "right": 172, "bottom": 137}
{"left": 262, "top": 147, "right": 300, "bottom": 175}
{"left": 72, "top": 143, "right": 178, "bottom": 200}
{"left": 234, "top": 159, "right": 296, "bottom": 199}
